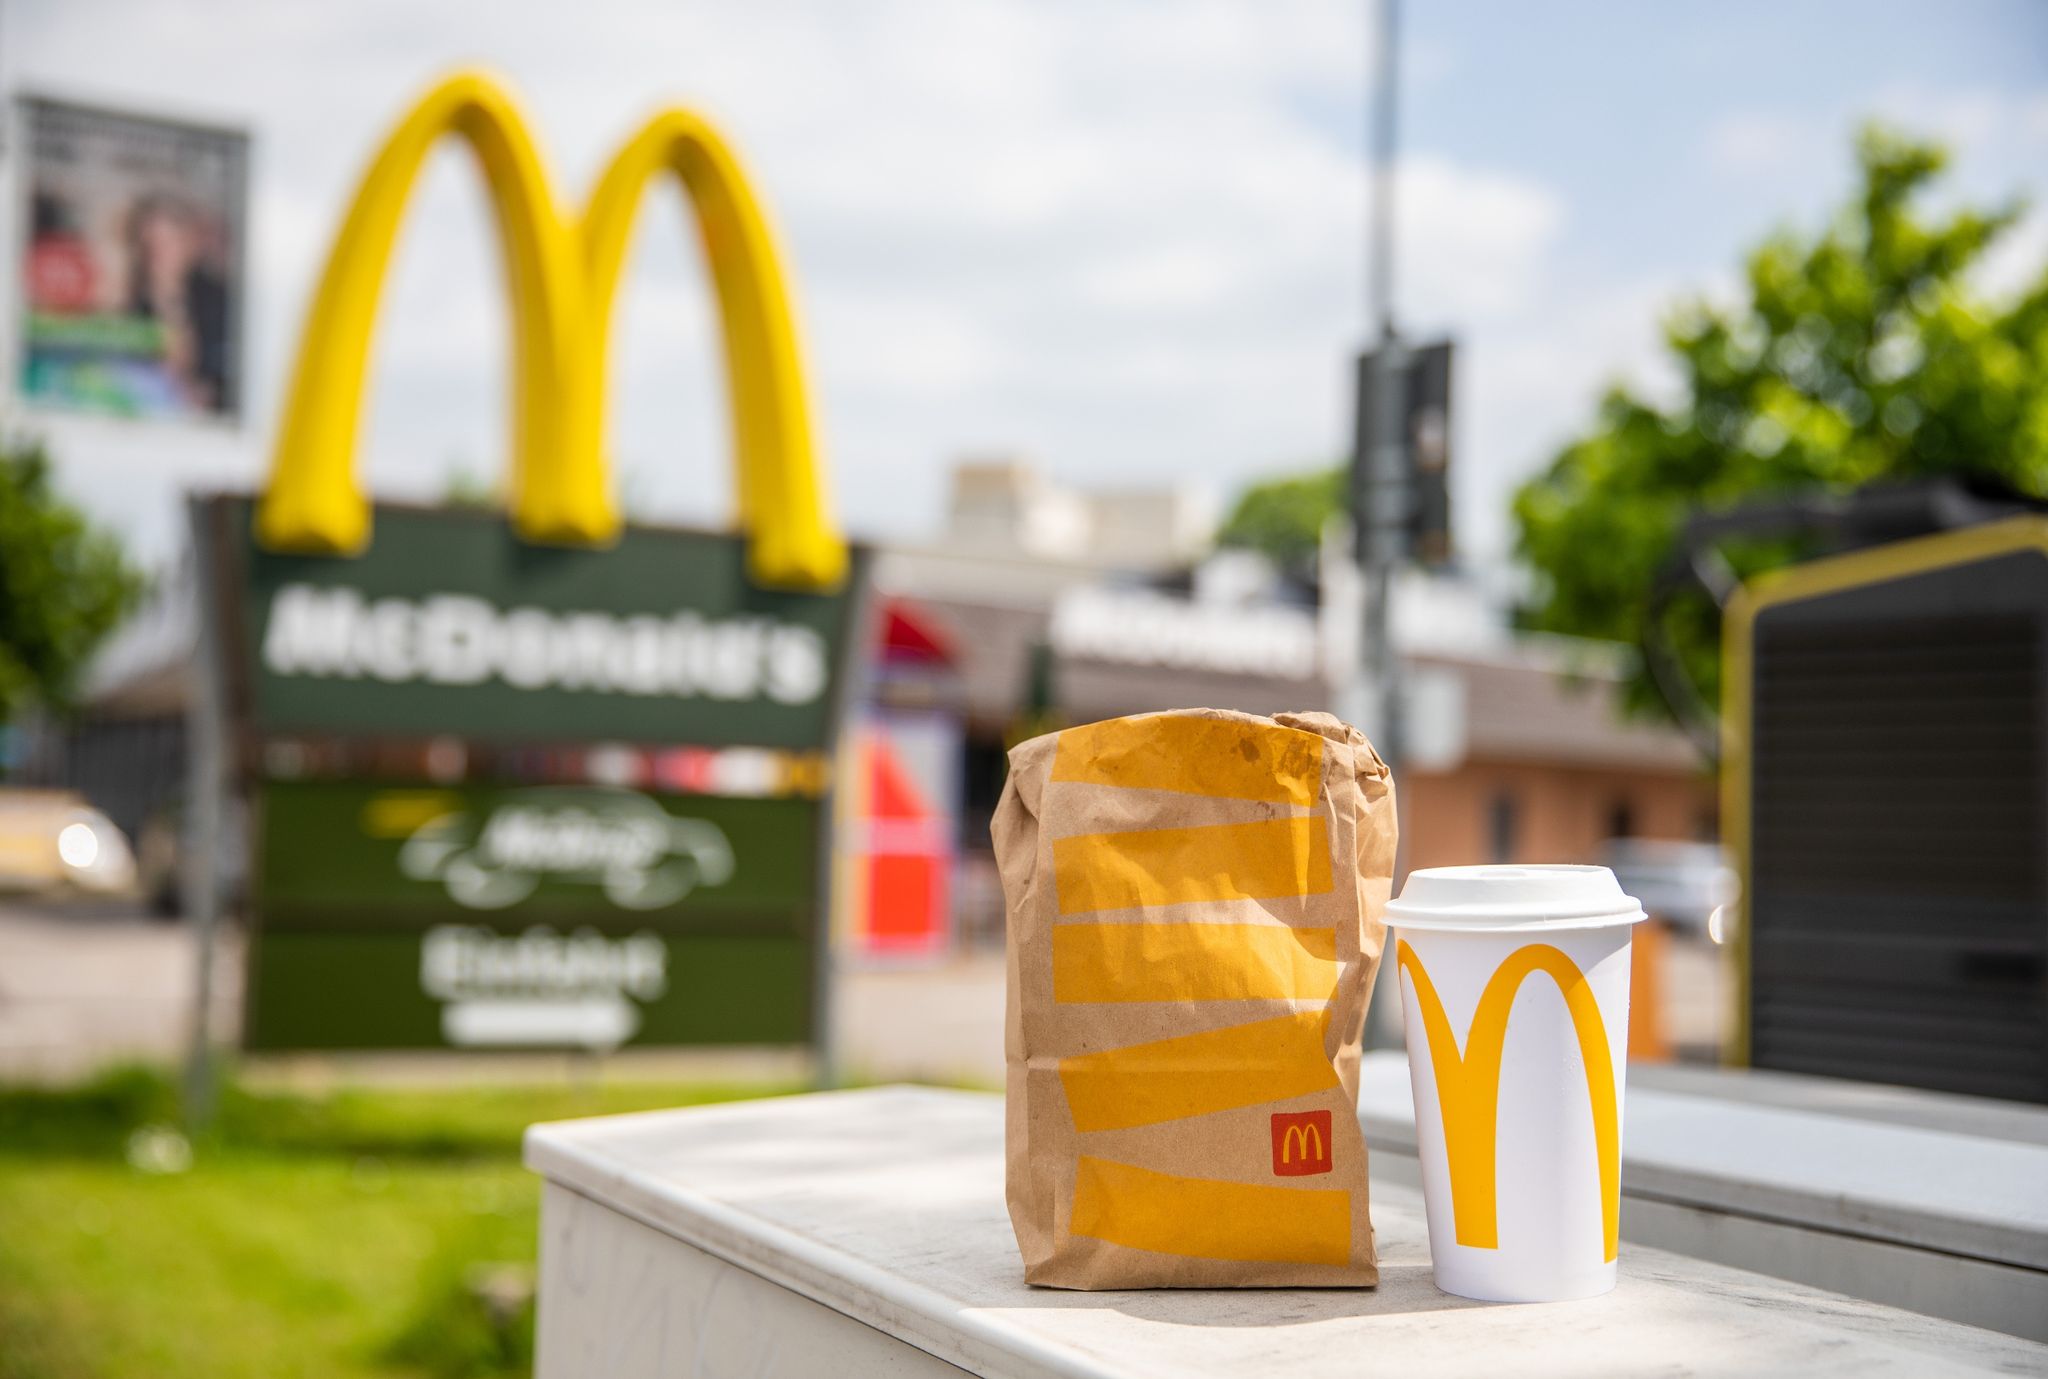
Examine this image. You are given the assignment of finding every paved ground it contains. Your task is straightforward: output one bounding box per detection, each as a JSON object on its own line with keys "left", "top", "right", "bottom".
{"left": 838, "top": 938, "right": 1733, "bottom": 1086}
{"left": 834, "top": 951, "right": 1007, "bottom": 1086}
{"left": 0, "top": 897, "right": 242, "bottom": 1083}
{"left": 0, "top": 895, "right": 1004, "bottom": 1086}
{"left": 0, "top": 899, "right": 1727, "bottom": 1087}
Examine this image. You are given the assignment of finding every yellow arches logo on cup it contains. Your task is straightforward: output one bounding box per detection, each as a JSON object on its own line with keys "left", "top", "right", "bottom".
{"left": 1383, "top": 862, "right": 1642, "bottom": 1302}
{"left": 256, "top": 70, "right": 846, "bottom": 592}
{"left": 1395, "top": 939, "right": 1621, "bottom": 1261}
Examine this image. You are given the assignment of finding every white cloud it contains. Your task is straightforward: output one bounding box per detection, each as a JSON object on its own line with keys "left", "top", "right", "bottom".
{"left": 1079, "top": 245, "right": 1238, "bottom": 313}
{"left": 1702, "top": 88, "right": 2048, "bottom": 302}
{"left": 1399, "top": 157, "right": 1564, "bottom": 319}
{"left": 21, "top": 2, "right": 2039, "bottom": 585}
{"left": 1978, "top": 211, "right": 2048, "bottom": 303}
{"left": 11, "top": 0, "right": 1567, "bottom": 567}
{"left": 1705, "top": 112, "right": 1834, "bottom": 178}
{"left": 813, "top": 292, "right": 1003, "bottom": 396}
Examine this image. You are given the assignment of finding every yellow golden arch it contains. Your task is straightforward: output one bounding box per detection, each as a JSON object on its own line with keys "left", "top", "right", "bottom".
{"left": 256, "top": 70, "right": 846, "bottom": 590}
{"left": 1280, "top": 1120, "right": 1323, "bottom": 1166}
{"left": 1397, "top": 938, "right": 1622, "bottom": 1262}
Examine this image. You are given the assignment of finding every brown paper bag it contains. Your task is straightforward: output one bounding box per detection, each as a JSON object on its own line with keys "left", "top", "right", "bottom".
{"left": 994, "top": 707, "right": 1397, "bottom": 1288}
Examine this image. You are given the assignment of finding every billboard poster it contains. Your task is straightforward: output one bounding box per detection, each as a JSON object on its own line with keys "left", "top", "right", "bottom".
{"left": 18, "top": 96, "right": 248, "bottom": 420}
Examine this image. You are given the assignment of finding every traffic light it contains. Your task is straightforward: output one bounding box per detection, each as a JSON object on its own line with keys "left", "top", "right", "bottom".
{"left": 1349, "top": 339, "right": 1454, "bottom": 568}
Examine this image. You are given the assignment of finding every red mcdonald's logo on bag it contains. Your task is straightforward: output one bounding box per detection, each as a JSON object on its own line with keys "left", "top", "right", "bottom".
{"left": 1271, "top": 1109, "right": 1332, "bottom": 1176}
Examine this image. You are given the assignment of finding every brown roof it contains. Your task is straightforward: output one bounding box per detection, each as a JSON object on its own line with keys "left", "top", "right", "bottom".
{"left": 911, "top": 591, "right": 1702, "bottom": 774}
{"left": 1428, "top": 650, "right": 1702, "bottom": 773}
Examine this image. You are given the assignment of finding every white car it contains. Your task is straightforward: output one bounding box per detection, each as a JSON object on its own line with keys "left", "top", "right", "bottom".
{"left": 1597, "top": 838, "right": 1737, "bottom": 942}
{"left": 0, "top": 789, "right": 137, "bottom": 896}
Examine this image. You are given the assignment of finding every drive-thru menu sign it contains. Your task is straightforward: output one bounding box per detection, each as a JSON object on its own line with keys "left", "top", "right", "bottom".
{"left": 193, "top": 71, "right": 859, "bottom": 1056}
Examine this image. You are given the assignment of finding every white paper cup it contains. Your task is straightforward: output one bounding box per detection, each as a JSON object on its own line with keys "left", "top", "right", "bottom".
{"left": 1384, "top": 864, "right": 1644, "bottom": 1302}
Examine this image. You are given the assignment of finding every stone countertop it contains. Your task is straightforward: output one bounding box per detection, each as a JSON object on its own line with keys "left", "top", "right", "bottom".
{"left": 1359, "top": 1050, "right": 2048, "bottom": 1272}
{"left": 525, "top": 1086, "right": 2048, "bottom": 1379}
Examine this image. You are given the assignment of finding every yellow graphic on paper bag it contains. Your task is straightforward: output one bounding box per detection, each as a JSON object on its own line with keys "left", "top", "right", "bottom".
{"left": 1042, "top": 713, "right": 1356, "bottom": 1267}
{"left": 1053, "top": 923, "right": 1337, "bottom": 1003}
{"left": 1052, "top": 816, "right": 1331, "bottom": 916}
{"left": 1058, "top": 1009, "right": 1337, "bottom": 1133}
{"left": 1396, "top": 939, "right": 1621, "bottom": 1261}
{"left": 1070, "top": 1155, "right": 1350, "bottom": 1266}
{"left": 257, "top": 71, "right": 845, "bottom": 591}
{"left": 1051, "top": 715, "right": 1324, "bottom": 805}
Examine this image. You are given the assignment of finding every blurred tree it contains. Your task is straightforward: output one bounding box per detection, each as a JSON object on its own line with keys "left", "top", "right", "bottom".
{"left": 0, "top": 437, "right": 142, "bottom": 726}
{"left": 442, "top": 459, "right": 658, "bottom": 522}
{"left": 1514, "top": 126, "right": 2048, "bottom": 723}
{"left": 440, "top": 461, "right": 498, "bottom": 511}
{"left": 1215, "top": 465, "right": 1343, "bottom": 577}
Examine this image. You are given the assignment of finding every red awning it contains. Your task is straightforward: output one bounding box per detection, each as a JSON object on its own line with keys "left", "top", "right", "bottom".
{"left": 878, "top": 596, "right": 956, "bottom": 667}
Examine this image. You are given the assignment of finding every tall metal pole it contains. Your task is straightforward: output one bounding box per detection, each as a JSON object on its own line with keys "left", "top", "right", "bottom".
{"left": 1368, "top": 0, "right": 1399, "bottom": 348}
{"left": 1360, "top": 0, "right": 1408, "bottom": 776}
{"left": 1355, "top": 0, "right": 1410, "bottom": 1057}
{"left": 182, "top": 496, "right": 228, "bottom": 1131}
{"left": 811, "top": 550, "right": 871, "bottom": 1090}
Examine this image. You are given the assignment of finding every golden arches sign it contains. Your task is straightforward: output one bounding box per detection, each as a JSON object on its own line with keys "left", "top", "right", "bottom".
{"left": 256, "top": 70, "right": 846, "bottom": 591}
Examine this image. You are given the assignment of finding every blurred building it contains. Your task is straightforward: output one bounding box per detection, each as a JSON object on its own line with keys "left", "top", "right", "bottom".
{"left": 943, "top": 456, "right": 1217, "bottom": 568}
{"left": 881, "top": 461, "right": 1714, "bottom": 948}
{"left": 34, "top": 457, "right": 1712, "bottom": 951}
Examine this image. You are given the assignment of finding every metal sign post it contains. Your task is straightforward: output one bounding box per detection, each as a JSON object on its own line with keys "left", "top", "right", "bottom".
{"left": 1355, "top": 0, "right": 1409, "bottom": 1055}
{"left": 1359, "top": 343, "right": 1411, "bottom": 773}
{"left": 810, "top": 572, "right": 874, "bottom": 1089}
{"left": 181, "top": 495, "right": 229, "bottom": 1130}
{"left": 1357, "top": 0, "right": 1409, "bottom": 776}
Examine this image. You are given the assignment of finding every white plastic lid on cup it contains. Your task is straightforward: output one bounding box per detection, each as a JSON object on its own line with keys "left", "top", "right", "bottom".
{"left": 1384, "top": 864, "right": 1646, "bottom": 932}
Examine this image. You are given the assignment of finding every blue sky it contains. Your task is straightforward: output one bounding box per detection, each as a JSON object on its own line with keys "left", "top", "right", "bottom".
{"left": 1398, "top": 0, "right": 2048, "bottom": 289}
{"left": 15, "top": 0, "right": 2048, "bottom": 571}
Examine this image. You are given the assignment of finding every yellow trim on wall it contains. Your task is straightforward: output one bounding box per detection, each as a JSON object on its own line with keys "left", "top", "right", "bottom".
{"left": 1720, "top": 515, "right": 2048, "bottom": 1066}
{"left": 256, "top": 70, "right": 847, "bottom": 590}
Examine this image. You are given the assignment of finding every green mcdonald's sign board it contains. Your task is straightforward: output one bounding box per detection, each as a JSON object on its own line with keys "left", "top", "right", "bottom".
{"left": 248, "top": 780, "right": 823, "bottom": 1051}
{"left": 239, "top": 500, "right": 852, "bottom": 750}
{"left": 193, "top": 73, "right": 865, "bottom": 1059}
{"left": 204, "top": 498, "right": 863, "bottom": 1055}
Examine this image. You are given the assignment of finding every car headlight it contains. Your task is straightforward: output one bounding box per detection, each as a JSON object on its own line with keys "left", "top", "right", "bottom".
{"left": 57, "top": 821, "right": 100, "bottom": 870}
{"left": 56, "top": 810, "right": 136, "bottom": 893}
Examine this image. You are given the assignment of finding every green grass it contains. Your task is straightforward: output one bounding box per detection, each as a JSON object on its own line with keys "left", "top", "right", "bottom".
{"left": 0, "top": 1067, "right": 801, "bottom": 1379}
